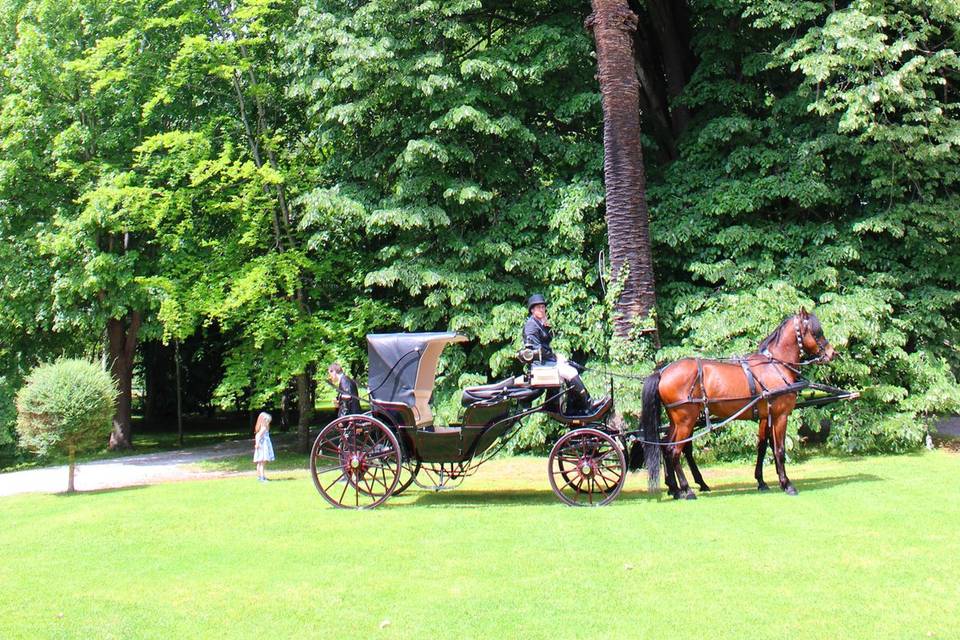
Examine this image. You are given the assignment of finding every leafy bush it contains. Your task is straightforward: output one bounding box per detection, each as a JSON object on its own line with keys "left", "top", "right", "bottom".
{"left": 0, "top": 377, "right": 15, "bottom": 449}
{"left": 15, "top": 359, "right": 117, "bottom": 490}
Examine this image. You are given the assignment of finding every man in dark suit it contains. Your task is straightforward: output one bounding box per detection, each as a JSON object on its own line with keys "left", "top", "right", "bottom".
{"left": 522, "top": 293, "right": 603, "bottom": 415}
{"left": 327, "top": 363, "right": 362, "bottom": 417}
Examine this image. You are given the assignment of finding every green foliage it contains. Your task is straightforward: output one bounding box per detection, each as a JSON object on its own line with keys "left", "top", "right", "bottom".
{"left": 0, "top": 0, "right": 956, "bottom": 459}
{"left": 0, "top": 377, "right": 16, "bottom": 449}
{"left": 645, "top": 0, "right": 960, "bottom": 456}
{"left": 285, "top": 0, "right": 610, "bottom": 376}
{"left": 14, "top": 359, "right": 117, "bottom": 457}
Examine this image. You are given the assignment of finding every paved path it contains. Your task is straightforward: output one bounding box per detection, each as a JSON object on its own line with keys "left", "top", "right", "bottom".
{"left": 0, "top": 439, "right": 255, "bottom": 497}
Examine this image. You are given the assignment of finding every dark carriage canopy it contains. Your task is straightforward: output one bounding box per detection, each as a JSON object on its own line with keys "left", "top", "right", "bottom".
{"left": 367, "top": 332, "right": 468, "bottom": 426}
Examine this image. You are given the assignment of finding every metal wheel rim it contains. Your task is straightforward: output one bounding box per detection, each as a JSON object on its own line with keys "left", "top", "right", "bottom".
{"left": 548, "top": 428, "right": 626, "bottom": 507}
{"left": 310, "top": 415, "right": 401, "bottom": 509}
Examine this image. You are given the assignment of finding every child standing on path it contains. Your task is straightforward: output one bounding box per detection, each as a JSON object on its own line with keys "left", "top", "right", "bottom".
{"left": 253, "top": 412, "right": 275, "bottom": 482}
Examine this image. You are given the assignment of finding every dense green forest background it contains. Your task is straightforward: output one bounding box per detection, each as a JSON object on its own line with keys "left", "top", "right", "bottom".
{"left": 1, "top": 0, "right": 958, "bottom": 461}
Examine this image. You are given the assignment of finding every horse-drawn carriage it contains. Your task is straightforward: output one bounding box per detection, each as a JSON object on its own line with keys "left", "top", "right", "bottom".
{"left": 309, "top": 331, "right": 625, "bottom": 508}
{"left": 309, "top": 311, "right": 858, "bottom": 509}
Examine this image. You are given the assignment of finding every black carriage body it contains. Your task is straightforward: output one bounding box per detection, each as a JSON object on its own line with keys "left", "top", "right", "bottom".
{"left": 398, "top": 421, "right": 517, "bottom": 463}
{"left": 365, "top": 332, "right": 546, "bottom": 464}
{"left": 367, "top": 332, "right": 516, "bottom": 463}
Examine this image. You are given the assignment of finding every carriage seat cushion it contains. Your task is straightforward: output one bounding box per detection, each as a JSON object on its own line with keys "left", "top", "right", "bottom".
{"left": 461, "top": 378, "right": 514, "bottom": 405}
{"left": 461, "top": 377, "right": 544, "bottom": 406}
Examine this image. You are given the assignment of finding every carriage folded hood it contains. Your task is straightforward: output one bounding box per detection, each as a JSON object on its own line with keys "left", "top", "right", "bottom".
{"left": 367, "top": 332, "right": 468, "bottom": 426}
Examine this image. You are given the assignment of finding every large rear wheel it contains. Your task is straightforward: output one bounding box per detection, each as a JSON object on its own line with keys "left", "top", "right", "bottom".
{"left": 548, "top": 428, "right": 626, "bottom": 507}
{"left": 310, "top": 415, "right": 401, "bottom": 509}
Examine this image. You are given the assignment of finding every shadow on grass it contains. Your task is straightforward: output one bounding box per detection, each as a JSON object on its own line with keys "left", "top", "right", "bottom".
{"left": 405, "top": 488, "right": 634, "bottom": 508}
{"left": 396, "top": 472, "right": 883, "bottom": 508}
{"left": 658, "top": 472, "right": 883, "bottom": 500}
{"left": 52, "top": 485, "right": 149, "bottom": 498}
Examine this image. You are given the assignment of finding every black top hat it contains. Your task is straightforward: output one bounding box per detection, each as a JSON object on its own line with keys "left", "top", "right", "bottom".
{"left": 527, "top": 293, "right": 547, "bottom": 311}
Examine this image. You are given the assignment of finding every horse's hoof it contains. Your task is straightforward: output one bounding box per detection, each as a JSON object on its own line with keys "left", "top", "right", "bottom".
{"left": 670, "top": 490, "right": 682, "bottom": 500}
{"left": 758, "top": 484, "right": 770, "bottom": 492}
{"left": 699, "top": 484, "right": 711, "bottom": 492}
{"left": 684, "top": 490, "right": 697, "bottom": 500}
{"left": 785, "top": 485, "right": 798, "bottom": 496}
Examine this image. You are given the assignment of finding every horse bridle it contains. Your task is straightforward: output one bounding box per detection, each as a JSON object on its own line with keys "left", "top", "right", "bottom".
{"left": 794, "top": 316, "right": 830, "bottom": 365}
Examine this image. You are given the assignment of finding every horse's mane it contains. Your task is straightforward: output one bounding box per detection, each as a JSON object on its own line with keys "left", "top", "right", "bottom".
{"left": 757, "top": 315, "right": 793, "bottom": 352}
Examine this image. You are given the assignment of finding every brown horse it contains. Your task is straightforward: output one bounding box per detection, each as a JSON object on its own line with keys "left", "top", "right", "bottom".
{"left": 639, "top": 308, "right": 836, "bottom": 499}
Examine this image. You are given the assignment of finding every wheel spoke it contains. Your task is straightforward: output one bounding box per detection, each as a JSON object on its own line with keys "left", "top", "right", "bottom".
{"left": 360, "top": 473, "right": 378, "bottom": 497}
{"left": 595, "top": 467, "right": 620, "bottom": 489}
{"left": 379, "top": 464, "right": 391, "bottom": 493}
{"left": 322, "top": 471, "right": 346, "bottom": 493}
{"left": 549, "top": 430, "right": 625, "bottom": 507}
{"left": 367, "top": 469, "right": 388, "bottom": 492}
{"left": 314, "top": 464, "right": 343, "bottom": 476}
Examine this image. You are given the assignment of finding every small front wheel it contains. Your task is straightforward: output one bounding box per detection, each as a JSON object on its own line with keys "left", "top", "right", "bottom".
{"left": 548, "top": 428, "right": 626, "bottom": 507}
{"left": 310, "top": 415, "right": 401, "bottom": 509}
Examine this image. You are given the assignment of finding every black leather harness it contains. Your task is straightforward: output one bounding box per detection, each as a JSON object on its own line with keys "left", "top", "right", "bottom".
{"left": 739, "top": 360, "right": 759, "bottom": 420}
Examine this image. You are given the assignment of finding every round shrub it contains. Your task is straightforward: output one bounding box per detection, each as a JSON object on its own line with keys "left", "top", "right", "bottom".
{"left": 15, "top": 359, "right": 117, "bottom": 458}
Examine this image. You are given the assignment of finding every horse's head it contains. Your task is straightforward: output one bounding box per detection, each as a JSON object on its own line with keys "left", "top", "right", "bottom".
{"left": 795, "top": 307, "right": 836, "bottom": 363}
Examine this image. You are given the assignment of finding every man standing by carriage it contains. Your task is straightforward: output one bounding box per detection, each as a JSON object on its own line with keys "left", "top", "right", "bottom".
{"left": 327, "top": 363, "right": 361, "bottom": 417}
{"left": 523, "top": 294, "right": 604, "bottom": 416}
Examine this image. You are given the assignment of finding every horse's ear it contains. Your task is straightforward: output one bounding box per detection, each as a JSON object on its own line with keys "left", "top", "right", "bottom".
{"left": 799, "top": 306, "right": 809, "bottom": 317}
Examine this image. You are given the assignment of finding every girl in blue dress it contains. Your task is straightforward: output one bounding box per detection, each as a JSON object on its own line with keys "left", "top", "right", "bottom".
{"left": 253, "top": 412, "right": 275, "bottom": 482}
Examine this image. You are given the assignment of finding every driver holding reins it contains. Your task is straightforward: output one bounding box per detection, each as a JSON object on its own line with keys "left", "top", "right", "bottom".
{"left": 523, "top": 294, "right": 604, "bottom": 415}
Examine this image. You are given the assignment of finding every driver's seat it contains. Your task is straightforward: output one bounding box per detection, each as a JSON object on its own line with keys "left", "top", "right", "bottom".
{"left": 461, "top": 378, "right": 514, "bottom": 404}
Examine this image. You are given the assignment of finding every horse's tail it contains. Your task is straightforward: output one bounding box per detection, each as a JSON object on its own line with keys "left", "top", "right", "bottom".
{"left": 640, "top": 369, "right": 663, "bottom": 493}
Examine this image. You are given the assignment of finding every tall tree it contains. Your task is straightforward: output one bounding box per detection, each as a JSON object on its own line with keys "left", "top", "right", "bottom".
{"left": 587, "top": 0, "right": 658, "bottom": 345}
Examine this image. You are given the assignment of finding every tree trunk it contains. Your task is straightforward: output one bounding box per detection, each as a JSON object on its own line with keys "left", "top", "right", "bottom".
{"left": 587, "top": 1, "right": 658, "bottom": 344}
{"left": 107, "top": 311, "right": 141, "bottom": 449}
{"left": 296, "top": 371, "right": 314, "bottom": 453}
{"left": 281, "top": 388, "right": 291, "bottom": 432}
{"left": 67, "top": 445, "right": 76, "bottom": 493}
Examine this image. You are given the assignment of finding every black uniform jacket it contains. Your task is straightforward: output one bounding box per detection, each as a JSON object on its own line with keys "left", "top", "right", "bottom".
{"left": 337, "top": 375, "right": 362, "bottom": 417}
{"left": 522, "top": 315, "right": 556, "bottom": 364}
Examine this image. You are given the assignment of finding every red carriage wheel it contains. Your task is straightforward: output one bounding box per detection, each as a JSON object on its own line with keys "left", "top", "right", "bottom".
{"left": 310, "top": 415, "right": 401, "bottom": 509}
{"left": 360, "top": 458, "right": 420, "bottom": 497}
{"left": 548, "top": 428, "right": 626, "bottom": 507}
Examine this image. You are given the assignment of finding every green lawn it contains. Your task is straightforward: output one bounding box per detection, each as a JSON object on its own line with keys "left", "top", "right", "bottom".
{"left": 2, "top": 451, "right": 958, "bottom": 639}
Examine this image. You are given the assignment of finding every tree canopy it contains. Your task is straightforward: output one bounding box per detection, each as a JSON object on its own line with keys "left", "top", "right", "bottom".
{"left": 0, "top": 0, "right": 957, "bottom": 459}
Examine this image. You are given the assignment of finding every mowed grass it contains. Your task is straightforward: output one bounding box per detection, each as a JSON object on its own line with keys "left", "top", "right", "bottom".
{"left": 2, "top": 451, "right": 958, "bottom": 639}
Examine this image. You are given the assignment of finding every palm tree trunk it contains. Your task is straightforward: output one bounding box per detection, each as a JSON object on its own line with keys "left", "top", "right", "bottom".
{"left": 587, "top": 0, "right": 658, "bottom": 345}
